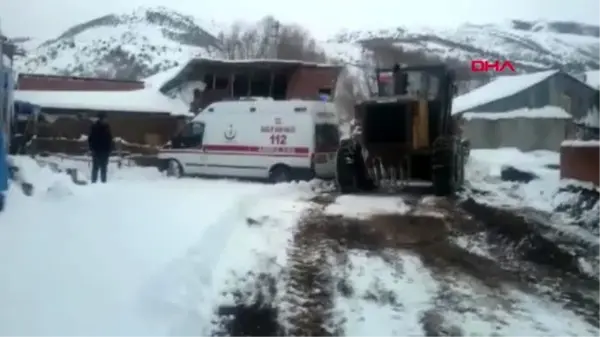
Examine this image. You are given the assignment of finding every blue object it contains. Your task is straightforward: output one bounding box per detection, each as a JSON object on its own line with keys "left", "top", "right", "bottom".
{"left": 0, "top": 38, "right": 15, "bottom": 212}
{"left": 0, "top": 130, "right": 7, "bottom": 192}
{"left": 0, "top": 130, "right": 7, "bottom": 214}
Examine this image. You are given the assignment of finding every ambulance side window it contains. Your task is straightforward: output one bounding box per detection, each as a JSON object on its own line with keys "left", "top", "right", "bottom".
{"left": 315, "top": 124, "right": 340, "bottom": 152}
{"left": 177, "top": 122, "right": 205, "bottom": 148}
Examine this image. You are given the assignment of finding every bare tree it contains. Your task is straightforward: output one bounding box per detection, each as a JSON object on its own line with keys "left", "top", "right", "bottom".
{"left": 217, "top": 17, "right": 327, "bottom": 63}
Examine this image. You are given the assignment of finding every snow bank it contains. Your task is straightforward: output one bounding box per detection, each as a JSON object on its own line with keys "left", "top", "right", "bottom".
{"left": 453, "top": 70, "right": 557, "bottom": 114}
{"left": 465, "top": 147, "right": 561, "bottom": 213}
{"left": 462, "top": 106, "right": 572, "bottom": 120}
{"left": 14, "top": 89, "right": 192, "bottom": 116}
{"left": 8, "top": 156, "right": 79, "bottom": 200}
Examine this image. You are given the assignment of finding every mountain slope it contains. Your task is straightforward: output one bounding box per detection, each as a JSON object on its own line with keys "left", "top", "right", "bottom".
{"left": 16, "top": 7, "right": 225, "bottom": 79}
{"left": 325, "top": 20, "right": 599, "bottom": 73}
{"left": 13, "top": 7, "right": 600, "bottom": 80}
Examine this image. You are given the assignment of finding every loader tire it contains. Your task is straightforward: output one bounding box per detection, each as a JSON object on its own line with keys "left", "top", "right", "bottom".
{"left": 353, "top": 143, "right": 377, "bottom": 192}
{"left": 335, "top": 142, "right": 358, "bottom": 193}
{"left": 432, "top": 138, "right": 455, "bottom": 197}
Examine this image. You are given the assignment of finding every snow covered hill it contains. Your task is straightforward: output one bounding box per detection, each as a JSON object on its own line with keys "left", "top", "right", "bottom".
{"left": 326, "top": 20, "right": 600, "bottom": 73}
{"left": 15, "top": 7, "right": 225, "bottom": 79}
{"left": 13, "top": 6, "right": 600, "bottom": 80}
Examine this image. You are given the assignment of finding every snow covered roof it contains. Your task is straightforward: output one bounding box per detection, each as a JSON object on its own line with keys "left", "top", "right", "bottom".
{"left": 14, "top": 89, "right": 192, "bottom": 116}
{"left": 462, "top": 106, "right": 572, "bottom": 120}
{"left": 155, "top": 57, "right": 342, "bottom": 93}
{"left": 143, "top": 64, "right": 187, "bottom": 89}
{"left": 584, "top": 70, "right": 599, "bottom": 89}
{"left": 452, "top": 70, "right": 558, "bottom": 114}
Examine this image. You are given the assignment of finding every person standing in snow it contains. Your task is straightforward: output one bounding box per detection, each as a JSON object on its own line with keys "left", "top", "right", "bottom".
{"left": 87, "top": 112, "right": 113, "bottom": 183}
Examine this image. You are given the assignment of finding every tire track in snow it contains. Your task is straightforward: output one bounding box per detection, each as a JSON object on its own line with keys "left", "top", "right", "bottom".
{"left": 141, "top": 183, "right": 317, "bottom": 335}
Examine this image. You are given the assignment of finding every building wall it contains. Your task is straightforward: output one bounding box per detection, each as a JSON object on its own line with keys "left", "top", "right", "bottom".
{"left": 18, "top": 74, "right": 145, "bottom": 91}
{"left": 465, "top": 73, "right": 597, "bottom": 119}
{"left": 463, "top": 117, "right": 572, "bottom": 152}
{"left": 286, "top": 67, "right": 340, "bottom": 99}
{"left": 37, "top": 108, "right": 184, "bottom": 146}
{"left": 560, "top": 143, "right": 599, "bottom": 185}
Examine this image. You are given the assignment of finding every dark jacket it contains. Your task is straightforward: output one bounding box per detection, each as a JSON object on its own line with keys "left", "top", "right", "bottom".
{"left": 88, "top": 121, "right": 113, "bottom": 154}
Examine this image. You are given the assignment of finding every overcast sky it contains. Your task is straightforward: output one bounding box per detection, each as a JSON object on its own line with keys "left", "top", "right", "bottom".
{"left": 1, "top": 0, "right": 599, "bottom": 40}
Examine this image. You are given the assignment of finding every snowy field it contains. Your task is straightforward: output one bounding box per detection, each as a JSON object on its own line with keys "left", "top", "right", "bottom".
{"left": 0, "top": 151, "right": 597, "bottom": 336}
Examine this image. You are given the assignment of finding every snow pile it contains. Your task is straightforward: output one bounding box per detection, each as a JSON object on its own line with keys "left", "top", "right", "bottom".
{"left": 452, "top": 70, "right": 558, "bottom": 114}
{"left": 8, "top": 156, "right": 78, "bottom": 200}
{"left": 462, "top": 106, "right": 572, "bottom": 120}
{"left": 15, "top": 89, "right": 192, "bottom": 116}
{"left": 466, "top": 147, "right": 564, "bottom": 212}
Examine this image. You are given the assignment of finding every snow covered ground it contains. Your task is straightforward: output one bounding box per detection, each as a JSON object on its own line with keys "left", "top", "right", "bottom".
{"left": 0, "top": 156, "right": 318, "bottom": 335}
{"left": 0, "top": 152, "right": 597, "bottom": 336}
{"left": 466, "top": 147, "right": 561, "bottom": 210}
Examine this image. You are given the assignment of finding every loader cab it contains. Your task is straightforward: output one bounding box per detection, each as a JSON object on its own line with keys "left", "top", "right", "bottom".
{"left": 364, "top": 64, "right": 456, "bottom": 149}
{"left": 375, "top": 64, "right": 452, "bottom": 101}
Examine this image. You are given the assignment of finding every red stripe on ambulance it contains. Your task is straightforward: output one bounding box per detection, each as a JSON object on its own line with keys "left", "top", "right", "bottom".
{"left": 163, "top": 145, "right": 310, "bottom": 157}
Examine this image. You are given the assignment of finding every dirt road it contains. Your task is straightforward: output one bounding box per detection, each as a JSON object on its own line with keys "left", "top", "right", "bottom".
{"left": 213, "top": 192, "right": 599, "bottom": 336}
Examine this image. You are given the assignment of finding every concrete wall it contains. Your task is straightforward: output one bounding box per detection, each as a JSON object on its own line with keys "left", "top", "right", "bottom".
{"left": 463, "top": 117, "right": 572, "bottom": 152}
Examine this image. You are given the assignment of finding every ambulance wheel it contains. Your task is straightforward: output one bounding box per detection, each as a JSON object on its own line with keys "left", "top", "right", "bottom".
{"left": 269, "top": 165, "right": 291, "bottom": 183}
{"left": 166, "top": 159, "right": 184, "bottom": 178}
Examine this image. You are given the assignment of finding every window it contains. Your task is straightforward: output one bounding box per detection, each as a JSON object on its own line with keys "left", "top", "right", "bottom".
{"left": 180, "top": 122, "right": 204, "bottom": 137}
{"left": 315, "top": 124, "right": 340, "bottom": 152}
{"left": 173, "top": 122, "right": 205, "bottom": 148}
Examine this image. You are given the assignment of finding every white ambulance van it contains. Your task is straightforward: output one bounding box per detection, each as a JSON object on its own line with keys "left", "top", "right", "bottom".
{"left": 158, "top": 99, "right": 340, "bottom": 182}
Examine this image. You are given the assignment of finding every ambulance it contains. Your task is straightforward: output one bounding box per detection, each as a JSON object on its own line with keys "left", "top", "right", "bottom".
{"left": 158, "top": 99, "right": 341, "bottom": 182}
